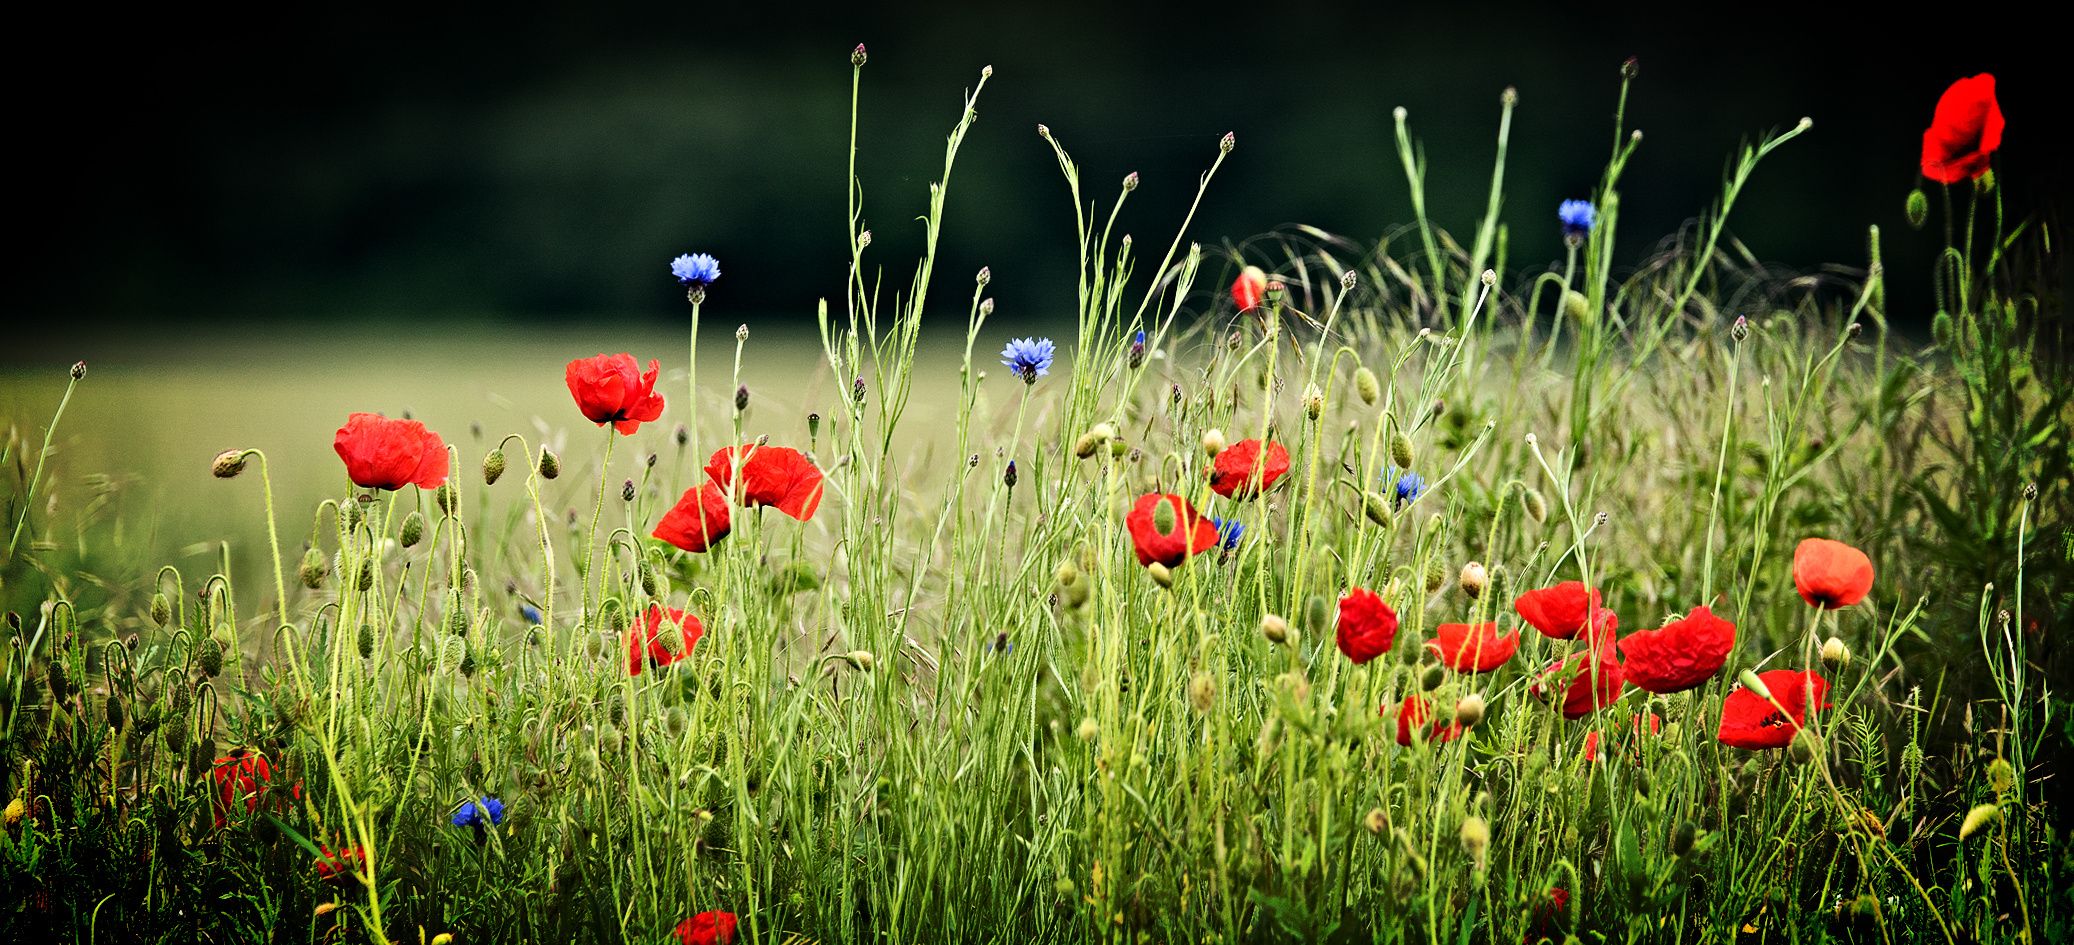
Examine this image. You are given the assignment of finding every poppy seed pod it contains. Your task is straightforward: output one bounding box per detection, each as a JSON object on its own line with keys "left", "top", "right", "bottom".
{"left": 1352, "top": 366, "right": 1380, "bottom": 406}
{"left": 399, "top": 511, "right": 425, "bottom": 548}
{"left": 211, "top": 450, "right": 248, "bottom": 479}
{"left": 1201, "top": 428, "right": 1227, "bottom": 457}
{"left": 298, "top": 548, "right": 328, "bottom": 589}
{"left": 1261, "top": 613, "right": 1290, "bottom": 645}
{"left": 1459, "top": 562, "right": 1488, "bottom": 599}
{"left": 1821, "top": 636, "right": 1850, "bottom": 670}
{"left": 538, "top": 448, "right": 561, "bottom": 480}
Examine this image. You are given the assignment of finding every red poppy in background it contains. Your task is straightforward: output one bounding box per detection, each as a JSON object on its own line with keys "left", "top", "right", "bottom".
{"left": 705, "top": 445, "right": 825, "bottom": 520}
{"left": 1231, "top": 265, "right": 1268, "bottom": 312}
{"left": 1792, "top": 538, "right": 1874, "bottom": 609}
{"left": 653, "top": 482, "right": 733, "bottom": 553}
{"left": 1426, "top": 621, "right": 1520, "bottom": 673}
{"left": 1920, "top": 74, "right": 2003, "bottom": 184}
{"left": 1584, "top": 712, "right": 1661, "bottom": 762}
{"left": 314, "top": 844, "right": 367, "bottom": 886}
{"left": 1207, "top": 439, "right": 1291, "bottom": 499}
{"left": 211, "top": 747, "right": 297, "bottom": 829}
{"left": 1618, "top": 605, "right": 1735, "bottom": 693}
{"left": 627, "top": 604, "right": 705, "bottom": 676}
{"left": 1335, "top": 587, "right": 1399, "bottom": 664}
{"left": 566, "top": 353, "right": 666, "bottom": 435}
{"left": 333, "top": 413, "right": 449, "bottom": 491}
{"left": 1125, "top": 493, "right": 1218, "bottom": 568}
{"left": 1530, "top": 650, "right": 1625, "bottom": 719}
{"left": 675, "top": 911, "right": 740, "bottom": 945}
{"left": 1718, "top": 669, "right": 1831, "bottom": 750}
{"left": 1529, "top": 887, "right": 1570, "bottom": 943}
{"left": 1514, "top": 582, "right": 1600, "bottom": 640}
{"left": 1391, "top": 695, "right": 1464, "bottom": 746}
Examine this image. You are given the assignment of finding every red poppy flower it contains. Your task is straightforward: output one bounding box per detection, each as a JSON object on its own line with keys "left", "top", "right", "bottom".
{"left": 1792, "top": 538, "right": 1874, "bottom": 610}
{"left": 1514, "top": 582, "right": 1600, "bottom": 640}
{"left": 314, "top": 844, "right": 367, "bottom": 886}
{"left": 1530, "top": 651, "right": 1625, "bottom": 719}
{"left": 1584, "top": 712, "right": 1661, "bottom": 762}
{"left": 211, "top": 747, "right": 297, "bottom": 829}
{"left": 1391, "top": 695, "right": 1464, "bottom": 746}
{"left": 1207, "top": 439, "right": 1291, "bottom": 499}
{"left": 1231, "top": 265, "right": 1268, "bottom": 312}
{"left": 675, "top": 911, "right": 739, "bottom": 945}
{"left": 654, "top": 482, "right": 732, "bottom": 553}
{"left": 566, "top": 353, "right": 666, "bottom": 435}
{"left": 1717, "top": 669, "right": 1831, "bottom": 750}
{"left": 627, "top": 604, "right": 705, "bottom": 676}
{"left": 1618, "top": 605, "right": 1735, "bottom": 694}
{"left": 1426, "top": 621, "right": 1520, "bottom": 673}
{"left": 704, "top": 445, "right": 825, "bottom": 520}
{"left": 1125, "top": 493, "right": 1218, "bottom": 568}
{"left": 333, "top": 413, "right": 449, "bottom": 491}
{"left": 1920, "top": 74, "right": 2003, "bottom": 185}
{"left": 1528, "top": 887, "right": 1570, "bottom": 943}
{"left": 1334, "top": 587, "right": 1398, "bottom": 664}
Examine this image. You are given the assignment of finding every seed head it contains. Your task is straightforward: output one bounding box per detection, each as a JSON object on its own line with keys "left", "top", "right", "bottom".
{"left": 538, "top": 447, "right": 560, "bottom": 480}
{"left": 212, "top": 450, "right": 249, "bottom": 478}
{"left": 1960, "top": 803, "right": 2001, "bottom": 840}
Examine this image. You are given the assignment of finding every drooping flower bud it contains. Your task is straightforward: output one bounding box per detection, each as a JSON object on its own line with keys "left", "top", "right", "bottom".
{"left": 1363, "top": 491, "right": 1394, "bottom": 528}
{"left": 1932, "top": 311, "right": 1954, "bottom": 346}
{"left": 1261, "top": 613, "right": 1290, "bottom": 645}
{"left": 436, "top": 483, "right": 458, "bottom": 516}
{"left": 298, "top": 548, "right": 328, "bottom": 589}
{"left": 1419, "top": 664, "right": 1445, "bottom": 691}
{"left": 1562, "top": 290, "right": 1590, "bottom": 322}
{"left": 1905, "top": 189, "right": 1929, "bottom": 230}
{"left": 538, "top": 448, "right": 561, "bottom": 480}
{"left": 1459, "top": 562, "right": 1487, "bottom": 599}
{"left": 211, "top": 450, "right": 248, "bottom": 478}
{"left": 842, "top": 650, "right": 876, "bottom": 672}
{"left": 1147, "top": 562, "right": 1174, "bottom": 589}
{"left": 1789, "top": 728, "right": 1819, "bottom": 765}
{"left": 1390, "top": 432, "right": 1415, "bottom": 470}
{"left": 1423, "top": 559, "right": 1446, "bottom": 593}
{"left": 1454, "top": 694, "right": 1485, "bottom": 728}
{"left": 1353, "top": 367, "right": 1379, "bottom": 406}
{"left": 1364, "top": 807, "right": 1389, "bottom": 834}
{"left": 399, "top": 511, "right": 425, "bottom": 548}
{"left": 482, "top": 448, "right": 506, "bottom": 485}
{"left": 196, "top": 640, "right": 224, "bottom": 678}
{"left": 1821, "top": 636, "right": 1850, "bottom": 670}
{"left": 356, "top": 559, "right": 375, "bottom": 591}
{"left": 1524, "top": 488, "right": 1548, "bottom": 523}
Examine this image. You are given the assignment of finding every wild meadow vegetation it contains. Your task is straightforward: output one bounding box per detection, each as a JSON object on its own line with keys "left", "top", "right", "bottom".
{"left": 3, "top": 52, "right": 2068, "bottom": 944}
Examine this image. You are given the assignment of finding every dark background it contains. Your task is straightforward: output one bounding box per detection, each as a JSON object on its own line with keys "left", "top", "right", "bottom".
{"left": 10, "top": 2, "right": 2067, "bottom": 354}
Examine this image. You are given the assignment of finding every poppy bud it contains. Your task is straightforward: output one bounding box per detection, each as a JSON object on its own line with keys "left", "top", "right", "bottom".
{"left": 1202, "top": 428, "right": 1226, "bottom": 457}
{"left": 1821, "top": 636, "right": 1850, "bottom": 670}
{"left": 1362, "top": 491, "right": 1394, "bottom": 528}
{"left": 842, "top": 650, "right": 875, "bottom": 672}
{"left": 459, "top": 645, "right": 478, "bottom": 677}
{"left": 357, "top": 558, "right": 374, "bottom": 591}
{"left": 1737, "top": 669, "right": 1771, "bottom": 701}
{"left": 1455, "top": 694, "right": 1485, "bottom": 728}
{"left": 150, "top": 592, "right": 171, "bottom": 627}
{"left": 400, "top": 511, "right": 425, "bottom": 548}
{"left": 1789, "top": 729, "right": 1819, "bottom": 765}
{"left": 1075, "top": 717, "right": 1100, "bottom": 741}
{"left": 1062, "top": 575, "right": 1090, "bottom": 609}
{"left": 1459, "top": 816, "right": 1490, "bottom": 867}
{"left": 1390, "top": 432, "right": 1415, "bottom": 471}
{"left": 1523, "top": 487, "right": 1548, "bottom": 524}
{"left": 1305, "top": 594, "right": 1329, "bottom": 632}
{"left": 1905, "top": 189, "right": 1928, "bottom": 230}
{"left": 212, "top": 449, "right": 248, "bottom": 478}
{"left": 1562, "top": 290, "right": 1590, "bottom": 323}
{"left": 436, "top": 483, "right": 458, "bottom": 516}
{"left": 1364, "top": 807, "right": 1389, "bottom": 834}
{"left": 1188, "top": 673, "right": 1216, "bottom": 713}
{"left": 1303, "top": 384, "right": 1325, "bottom": 420}
{"left": 46, "top": 661, "right": 70, "bottom": 702}
{"left": 1261, "top": 613, "right": 1290, "bottom": 645}
{"left": 476, "top": 447, "right": 505, "bottom": 486}
{"left": 357, "top": 622, "right": 375, "bottom": 659}
{"left": 1459, "top": 562, "right": 1487, "bottom": 599}
{"left": 298, "top": 547, "right": 328, "bottom": 588}
{"left": 1147, "top": 562, "right": 1174, "bottom": 589}
{"left": 1959, "top": 803, "right": 2001, "bottom": 840}
{"left": 538, "top": 448, "right": 561, "bottom": 480}
{"left": 1420, "top": 664, "right": 1445, "bottom": 691}
{"left": 1423, "top": 559, "right": 1446, "bottom": 593}
{"left": 104, "top": 695, "right": 125, "bottom": 732}
{"left": 197, "top": 640, "right": 224, "bottom": 677}
{"left": 1932, "top": 311, "right": 1954, "bottom": 346}
{"left": 1672, "top": 820, "right": 1698, "bottom": 857}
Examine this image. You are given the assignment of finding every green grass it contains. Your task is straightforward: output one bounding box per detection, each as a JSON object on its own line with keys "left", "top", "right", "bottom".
{"left": 2, "top": 54, "right": 2067, "bottom": 944}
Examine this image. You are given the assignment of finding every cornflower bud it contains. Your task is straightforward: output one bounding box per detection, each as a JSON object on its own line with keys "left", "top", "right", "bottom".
{"left": 1341, "top": 269, "right": 1358, "bottom": 290}
{"left": 979, "top": 297, "right": 994, "bottom": 317}
{"left": 1003, "top": 461, "right": 1017, "bottom": 488}
{"left": 1353, "top": 367, "right": 1379, "bottom": 406}
{"left": 1201, "top": 428, "right": 1226, "bottom": 457}
{"left": 483, "top": 448, "right": 507, "bottom": 485}
{"left": 851, "top": 44, "right": 867, "bottom": 67}
{"left": 853, "top": 376, "right": 868, "bottom": 405}
{"left": 1459, "top": 562, "right": 1487, "bottom": 599}
{"left": 621, "top": 479, "right": 637, "bottom": 503}
{"left": 1218, "top": 131, "right": 1235, "bottom": 153}
{"left": 1480, "top": 269, "right": 1496, "bottom": 287}
{"left": 1261, "top": 613, "right": 1290, "bottom": 645}
{"left": 735, "top": 323, "right": 749, "bottom": 342}
{"left": 211, "top": 450, "right": 248, "bottom": 478}
{"left": 858, "top": 230, "right": 872, "bottom": 248}
{"left": 1731, "top": 316, "right": 1750, "bottom": 343}
{"left": 399, "top": 511, "right": 425, "bottom": 548}
{"left": 1122, "top": 171, "right": 1139, "bottom": 192}
{"left": 538, "top": 447, "right": 561, "bottom": 480}
{"left": 976, "top": 266, "right": 990, "bottom": 286}
{"left": 1127, "top": 330, "right": 1146, "bottom": 369}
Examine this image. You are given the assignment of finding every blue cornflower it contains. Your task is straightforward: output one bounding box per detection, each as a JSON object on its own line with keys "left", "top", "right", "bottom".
{"left": 519, "top": 603, "right": 542, "bottom": 626}
{"left": 1000, "top": 337, "right": 1056, "bottom": 385}
{"left": 671, "top": 253, "right": 721, "bottom": 287}
{"left": 1211, "top": 516, "right": 1244, "bottom": 551}
{"left": 1558, "top": 200, "right": 1595, "bottom": 239}
{"left": 1390, "top": 469, "right": 1426, "bottom": 508}
{"left": 1127, "top": 330, "right": 1146, "bottom": 369}
{"left": 451, "top": 797, "right": 505, "bottom": 829}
